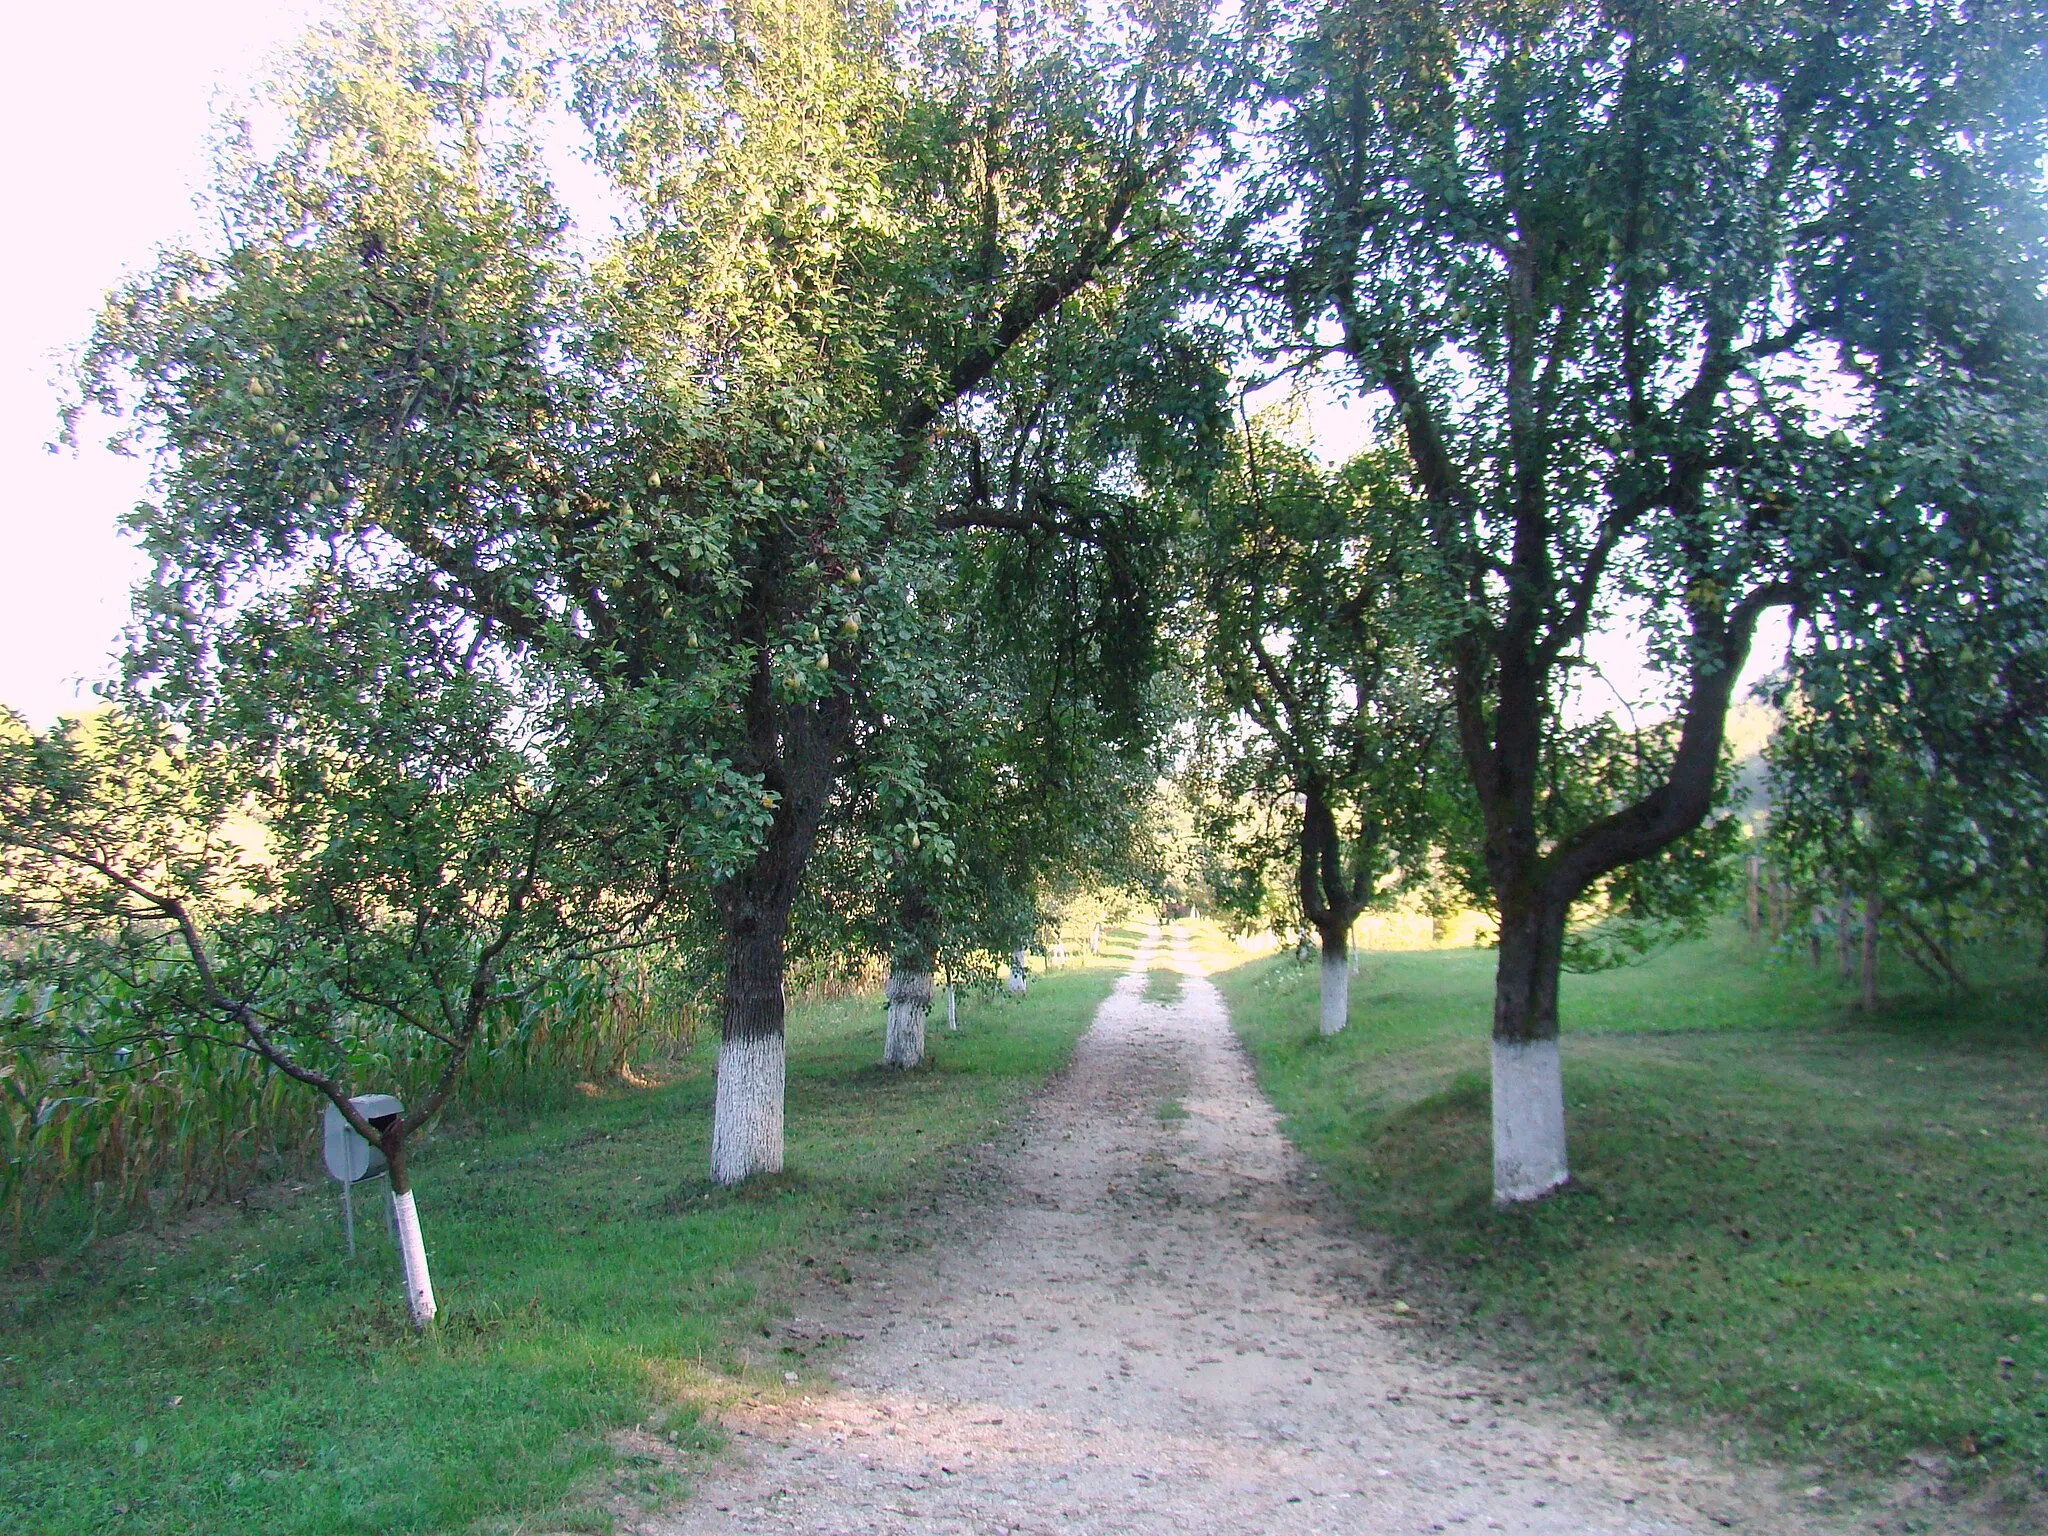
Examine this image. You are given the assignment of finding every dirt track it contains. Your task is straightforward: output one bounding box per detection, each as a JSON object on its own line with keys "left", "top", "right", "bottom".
{"left": 647, "top": 927, "right": 1860, "bottom": 1535}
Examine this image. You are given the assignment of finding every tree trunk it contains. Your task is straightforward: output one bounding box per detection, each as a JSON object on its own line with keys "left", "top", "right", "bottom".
{"left": 1490, "top": 897, "right": 1570, "bottom": 1204}
{"left": 384, "top": 1141, "right": 437, "bottom": 1328}
{"left": 1859, "top": 889, "right": 1881, "bottom": 1012}
{"left": 711, "top": 913, "right": 788, "bottom": 1185}
{"left": 946, "top": 982, "right": 958, "bottom": 1032}
{"left": 1007, "top": 948, "right": 1029, "bottom": 996}
{"left": 1316, "top": 916, "right": 1350, "bottom": 1035}
{"left": 1745, "top": 856, "right": 1761, "bottom": 936}
{"left": 882, "top": 965, "right": 934, "bottom": 1068}
{"left": 1837, "top": 891, "right": 1856, "bottom": 979}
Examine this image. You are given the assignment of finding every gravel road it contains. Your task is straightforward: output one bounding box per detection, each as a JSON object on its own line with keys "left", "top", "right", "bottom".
{"left": 646, "top": 927, "right": 1862, "bottom": 1536}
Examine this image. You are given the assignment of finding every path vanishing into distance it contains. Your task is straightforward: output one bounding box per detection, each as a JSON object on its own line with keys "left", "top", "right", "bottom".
{"left": 642, "top": 927, "right": 1864, "bottom": 1536}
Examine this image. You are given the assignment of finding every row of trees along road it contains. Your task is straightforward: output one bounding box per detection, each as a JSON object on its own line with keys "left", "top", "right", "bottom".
{"left": 8, "top": 0, "right": 2048, "bottom": 1297}
{"left": 1212, "top": 0, "right": 2048, "bottom": 1200}
{"left": 5, "top": 0, "right": 1228, "bottom": 1277}
{"left": 1183, "top": 427, "right": 1447, "bottom": 1039}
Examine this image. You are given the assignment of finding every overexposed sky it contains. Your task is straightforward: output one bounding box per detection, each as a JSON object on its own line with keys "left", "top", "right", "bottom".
{"left": 1, "top": 1, "right": 318, "bottom": 726}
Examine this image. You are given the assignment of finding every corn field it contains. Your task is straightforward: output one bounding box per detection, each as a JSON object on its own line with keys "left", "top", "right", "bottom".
{"left": 0, "top": 953, "right": 703, "bottom": 1247}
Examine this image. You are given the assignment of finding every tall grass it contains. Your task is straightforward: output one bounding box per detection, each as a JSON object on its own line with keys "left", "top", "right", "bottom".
{"left": 0, "top": 953, "right": 702, "bottom": 1249}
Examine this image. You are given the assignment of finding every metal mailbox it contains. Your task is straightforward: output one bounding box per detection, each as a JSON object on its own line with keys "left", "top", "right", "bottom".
{"left": 324, "top": 1094, "right": 403, "bottom": 1260}
{"left": 323, "top": 1093, "right": 402, "bottom": 1183}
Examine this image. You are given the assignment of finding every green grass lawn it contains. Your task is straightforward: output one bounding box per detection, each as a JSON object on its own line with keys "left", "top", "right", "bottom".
{"left": 1214, "top": 922, "right": 2048, "bottom": 1503}
{"left": 0, "top": 941, "right": 1131, "bottom": 1535}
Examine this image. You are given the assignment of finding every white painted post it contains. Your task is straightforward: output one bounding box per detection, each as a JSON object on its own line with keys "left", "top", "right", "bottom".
{"left": 390, "top": 1187, "right": 437, "bottom": 1326}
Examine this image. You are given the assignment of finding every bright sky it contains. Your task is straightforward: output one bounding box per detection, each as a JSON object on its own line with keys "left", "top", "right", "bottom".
{"left": 1, "top": 1, "right": 319, "bottom": 726}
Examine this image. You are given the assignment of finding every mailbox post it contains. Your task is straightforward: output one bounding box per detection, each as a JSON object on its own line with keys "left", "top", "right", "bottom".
{"left": 323, "top": 1094, "right": 437, "bottom": 1325}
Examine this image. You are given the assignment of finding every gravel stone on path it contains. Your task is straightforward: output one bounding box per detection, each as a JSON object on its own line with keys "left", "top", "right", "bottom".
{"left": 648, "top": 927, "right": 1863, "bottom": 1535}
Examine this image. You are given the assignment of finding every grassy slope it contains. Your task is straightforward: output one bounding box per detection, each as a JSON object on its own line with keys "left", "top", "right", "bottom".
{"left": 1213, "top": 923, "right": 2048, "bottom": 1491}
{"left": 0, "top": 941, "right": 1131, "bottom": 1535}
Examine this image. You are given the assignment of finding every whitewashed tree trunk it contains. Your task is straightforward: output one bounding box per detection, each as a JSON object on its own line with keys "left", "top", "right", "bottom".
{"left": 946, "top": 983, "right": 958, "bottom": 1031}
{"left": 1006, "top": 948, "right": 1029, "bottom": 996}
{"left": 1490, "top": 901, "right": 1571, "bottom": 1204}
{"left": 1491, "top": 1037, "right": 1568, "bottom": 1204}
{"left": 1313, "top": 919, "right": 1353, "bottom": 1034}
{"left": 390, "top": 1186, "right": 437, "bottom": 1327}
{"left": 1319, "top": 950, "right": 1349, "bottom": 1035}
{"left": 882, "top": 966, "right": 933, "bottom": 1068}
{"left": 711, "top": 1032, "right": 785, "bottom": 1184}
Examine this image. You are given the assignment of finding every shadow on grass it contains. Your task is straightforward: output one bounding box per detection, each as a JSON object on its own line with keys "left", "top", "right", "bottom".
{"left": 0, "top": 961, "right": 1125, "bottom": 1536}
{"left": 1211, "top": 918, "right": 2048, "bottom": 1504}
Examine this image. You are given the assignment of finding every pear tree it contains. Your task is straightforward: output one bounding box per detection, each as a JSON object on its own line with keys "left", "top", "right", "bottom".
{"left": 1185, "top": 425, "right": 1444, "bottom": 1034}
{"left": 1256, "top": 0, "right": 2048, "bottom": 1200}
{"left": 80, "top": 0, "right": 1227, "bottom": 1184}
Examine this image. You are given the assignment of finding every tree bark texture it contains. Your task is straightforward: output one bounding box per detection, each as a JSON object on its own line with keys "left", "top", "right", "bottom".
{"left": 1455, "top": 586, "right": 1774, "bottom": 1203}
{"left": 712, "top": 912, "right": 790, "bottom": 1184}
{"left": 1299, "top": 787, "right": 1368, "bottom": 1038}
{"left": 1486, "top": 896, "right": 1570, "bottom": 1200}
{"left": 882, "top": 966, "right": 934, "bottom": 1068}
{"left": 708, "top": 613, "right": 853, "bottom": 1183}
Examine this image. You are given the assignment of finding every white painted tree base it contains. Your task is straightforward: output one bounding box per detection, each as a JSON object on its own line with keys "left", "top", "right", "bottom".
{"left": 1492, "top": 1037, "right": 1568, "bottom": 1203}
{"left": 1319, "top": 953, "right": 1349, "bottom": 1035}
{"left": 391, "top": 1187, "right": 437, "bottom": 1327}
{"left": 1006, "top": 949, "right": 1029, "bottom": 997}
{"left": 882, "top": 968, "right": 933, "bottom": 1068}
{"left": 711, "top": 1032, "right": 786, "bottom": 1184}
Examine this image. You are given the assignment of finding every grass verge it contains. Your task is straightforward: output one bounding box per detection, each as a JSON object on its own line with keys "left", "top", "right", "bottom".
{"left": 0, "top": 940, "right": 1132, "bottom": 1535}
{"left": 1143, "top": 963, "right": 1183, "bottom": 1007}
{"left": 1212, "top": 921, "right": 2048, "bottom": 1510}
